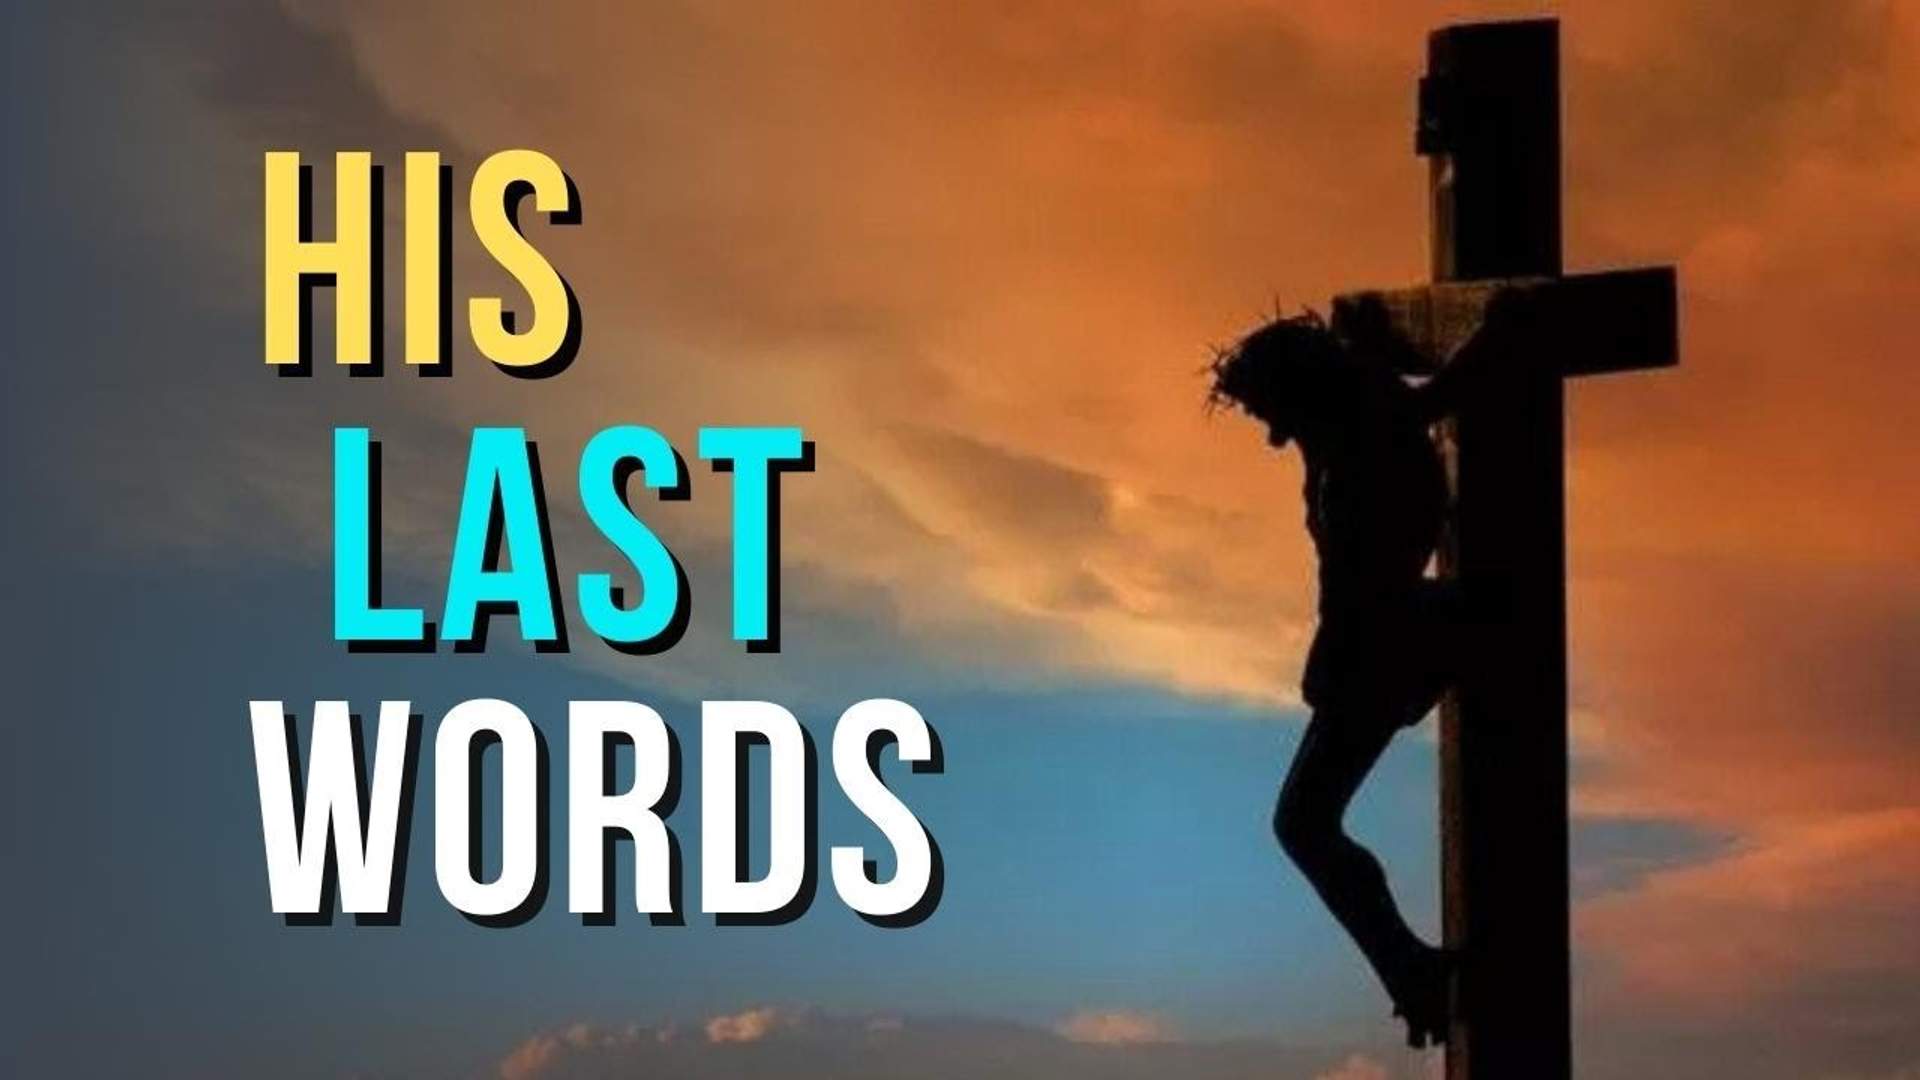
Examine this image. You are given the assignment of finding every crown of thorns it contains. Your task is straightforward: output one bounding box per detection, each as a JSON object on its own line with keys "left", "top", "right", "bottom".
{"left": 1205, "top": 308, "right": 1340, "bottom": 416}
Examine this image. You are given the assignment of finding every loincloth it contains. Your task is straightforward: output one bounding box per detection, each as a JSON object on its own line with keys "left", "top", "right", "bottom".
{"left": 1302, "top": 583, "right": 1455, "bottom": 724}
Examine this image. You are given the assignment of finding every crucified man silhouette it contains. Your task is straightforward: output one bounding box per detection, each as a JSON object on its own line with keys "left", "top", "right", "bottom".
{"left": 1208, "top": 290, "right": 1536, "bottom": 1049}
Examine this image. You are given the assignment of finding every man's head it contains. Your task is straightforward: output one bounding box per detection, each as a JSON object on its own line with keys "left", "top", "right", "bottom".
{"left": 1207, "top": 310, "right": 1346, "bottom": 448}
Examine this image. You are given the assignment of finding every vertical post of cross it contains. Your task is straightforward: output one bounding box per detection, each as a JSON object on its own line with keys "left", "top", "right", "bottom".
{"left": 1421, "top": 18, "right": 1570, "bottom": 1080}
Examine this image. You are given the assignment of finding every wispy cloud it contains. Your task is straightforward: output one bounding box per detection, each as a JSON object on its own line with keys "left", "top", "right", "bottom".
{"left": 494, "top": 1006, "right": 1420, "bottom": 1080}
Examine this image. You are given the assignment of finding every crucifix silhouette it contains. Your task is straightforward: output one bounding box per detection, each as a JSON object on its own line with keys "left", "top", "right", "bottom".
{"left": 1326, "top": 19, "right": 1678, "bottom": 1079}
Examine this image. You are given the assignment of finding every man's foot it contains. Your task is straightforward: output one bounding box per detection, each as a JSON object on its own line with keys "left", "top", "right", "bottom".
{"left": 1387, "top": 947, "right": 1454, "bottom": 1049}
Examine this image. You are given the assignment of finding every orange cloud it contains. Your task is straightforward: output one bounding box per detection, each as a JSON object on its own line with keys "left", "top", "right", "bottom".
{"left": 1579, "top": 809, "right": 1920, "bottom": 1006}
{"left": 1053, "top": 1009, "right": 1178, "bottom": 1046}
{"left": 499, "top": 1021, "right": 657, "bottom": 1080}
{"left": 1314, "top": 1053, "right": 1391, "bottom": 1080}
{"left": 705, "top": 1005, "right": 790, "bottom": 1044}
{"left": 491, "top": 1008, "right": 1404, "bottom": 1078}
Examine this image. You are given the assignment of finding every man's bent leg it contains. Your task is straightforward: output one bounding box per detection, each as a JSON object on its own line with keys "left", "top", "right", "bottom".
{"left": 1275, "top": 709, "right": 1432, "bottom": 993}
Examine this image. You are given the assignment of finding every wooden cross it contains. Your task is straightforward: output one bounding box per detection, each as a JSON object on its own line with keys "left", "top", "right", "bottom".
{"left": 1330, "top": 19, "right": 1677, "bottom": 1079}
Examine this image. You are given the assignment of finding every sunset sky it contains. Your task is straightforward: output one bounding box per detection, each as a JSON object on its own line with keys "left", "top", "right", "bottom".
{"left": 6, "top": 1, "right": 1920, "bottom": 1077}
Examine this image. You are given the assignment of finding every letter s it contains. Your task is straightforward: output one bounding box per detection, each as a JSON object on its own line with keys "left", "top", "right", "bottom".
{"left": 468, "top": 149, "right": 576, "bottom": 372}
{"left": 830, "top": 699, "right": 939, "bottom": 923}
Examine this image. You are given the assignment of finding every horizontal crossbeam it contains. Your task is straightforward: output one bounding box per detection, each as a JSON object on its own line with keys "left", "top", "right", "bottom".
{"left": 1331, "top": 266, "right": 1677, "bottom": 377}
